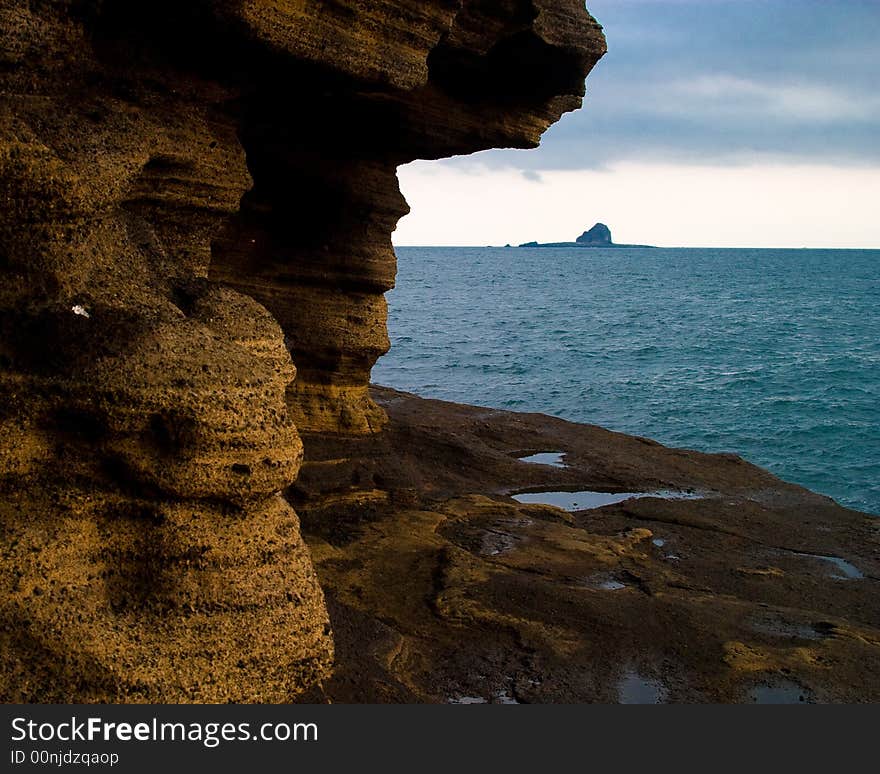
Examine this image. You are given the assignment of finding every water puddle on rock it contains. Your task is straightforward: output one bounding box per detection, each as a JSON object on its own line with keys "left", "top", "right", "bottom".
{"left": 617, "top": 671, "right": 666, "bottom": 704}
{"left": 794, "top": 552, "right": 863, "bottom": 580}
{"left": 518, "top": 452, "right": 567, "bottom": 468}
{"left": 749, "top": 681, "right": 812, "bottom": 704}
{"left": 651, "top": 537, "right": 681, "bottom": 561}
{"left": 512, "top": 489, "right": 702, "bottom": 512}
{"left": 582, "top": 574, "right": 628, "bottom": 591}
{"left": 750, "top": 616, "right": 828, "bottom": 641}
{"left": 449, "top": 690, "right": 520, "bottom": 705}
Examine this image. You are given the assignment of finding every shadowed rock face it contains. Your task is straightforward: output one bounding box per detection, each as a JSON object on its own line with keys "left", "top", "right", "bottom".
{"left": 0, "top": 2, "right": 605, "bottom": 701}
{"left": 577, "top": 222, "right": 612, "bottom": 245}
{"left": 208, "top": 0, "right": 606, "bottom": 434}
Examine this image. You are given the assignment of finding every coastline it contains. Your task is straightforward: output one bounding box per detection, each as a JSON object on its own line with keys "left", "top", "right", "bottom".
{"left": 4, "top": 0, "right": 877, "bottom": 710}
{"left": 383, "top": 245, "right": 880, "bottom": 516}
{"left": 292, "top": 386, "right": 880, "bottom": 703}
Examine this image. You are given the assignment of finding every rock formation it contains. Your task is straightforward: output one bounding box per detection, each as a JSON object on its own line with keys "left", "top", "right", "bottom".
{"left": 577, "top": 222, "right": 613, "bottom": 245}
{"left": 298, "top": 388, "right": 880, "bottom": 704}
{"left": 519, "top": 222, "right": 654, "bottom": 248}
{"left": 0, "top": 1, "right": 606, "bottom": 701}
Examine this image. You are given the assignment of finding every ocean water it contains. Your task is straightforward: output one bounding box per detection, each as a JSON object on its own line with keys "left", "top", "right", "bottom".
{"left": 374, "top": 247, "right": 880, "bottom": 516}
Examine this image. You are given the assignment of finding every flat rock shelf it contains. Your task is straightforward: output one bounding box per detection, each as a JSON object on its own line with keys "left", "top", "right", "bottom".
{"left": 290, "top": 387, "right": 880, "bottom": 704}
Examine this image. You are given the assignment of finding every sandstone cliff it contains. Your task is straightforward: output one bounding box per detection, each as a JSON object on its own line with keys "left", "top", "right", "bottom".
{"left": 0, "top": 1, "right": 606, "bottom": 701}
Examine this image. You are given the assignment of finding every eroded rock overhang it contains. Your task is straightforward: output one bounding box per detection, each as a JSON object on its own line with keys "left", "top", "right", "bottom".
{"left": 0, "top": 0, "right": 605, "bottom": 701}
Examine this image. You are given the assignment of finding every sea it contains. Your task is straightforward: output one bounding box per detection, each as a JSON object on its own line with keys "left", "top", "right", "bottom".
{"left": 374, "top": 247, "right": 880, "bottom": 516}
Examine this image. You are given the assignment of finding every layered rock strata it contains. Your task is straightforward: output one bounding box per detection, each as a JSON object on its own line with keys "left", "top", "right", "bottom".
{"left": 209, "top": 0, "right": 607, "bottom": 434}
{"left": 0, "top": 2, "right": 605, "bottom": 701}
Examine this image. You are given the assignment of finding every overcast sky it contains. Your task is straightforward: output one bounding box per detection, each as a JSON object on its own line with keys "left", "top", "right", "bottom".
{"left": 394, "top": 0, "right": 880, "bottom": 247}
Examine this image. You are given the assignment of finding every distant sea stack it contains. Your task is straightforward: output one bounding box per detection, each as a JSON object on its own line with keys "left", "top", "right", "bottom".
{"left": 519, "top": 223, "right": 654, "bottom": 248}
{"left": 577, "top": 222, "right": 613, "bottom": 245}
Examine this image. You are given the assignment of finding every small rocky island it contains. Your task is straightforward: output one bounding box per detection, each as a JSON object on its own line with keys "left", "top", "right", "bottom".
{"left": 519, "top": 222, "right": 655, "bottom": 248}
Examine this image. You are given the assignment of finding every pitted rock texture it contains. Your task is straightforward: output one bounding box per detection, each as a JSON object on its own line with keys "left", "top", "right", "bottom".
{"left": 208, "top": 0, "right": 606, "bottom": 433}
{"left": 0, "top": 2, "right": 605, "bottom": 701}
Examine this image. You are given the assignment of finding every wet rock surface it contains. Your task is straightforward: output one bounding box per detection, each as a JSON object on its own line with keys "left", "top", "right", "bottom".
{"left": 294, "top": 387, "right": 880, "bottom": 704}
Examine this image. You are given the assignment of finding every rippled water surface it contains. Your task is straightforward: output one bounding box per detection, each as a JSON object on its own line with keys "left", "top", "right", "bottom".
{"left": 375, "top": 247, "right": 880, "bottom": 515}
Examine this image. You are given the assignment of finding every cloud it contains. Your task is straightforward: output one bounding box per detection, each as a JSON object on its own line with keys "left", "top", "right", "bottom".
{"left": 438, "top": 0, "right": 880, "bottom": 172}
{"left": 393, "top": 2, "right": 880, "bottom": 246}
{"left": 669, "top": 75, "right": 880, "bottom": 124}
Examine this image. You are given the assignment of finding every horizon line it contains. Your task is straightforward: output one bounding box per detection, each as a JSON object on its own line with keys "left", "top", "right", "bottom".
{"left": 392, "top": 243, "right": 880, "bottom": 250}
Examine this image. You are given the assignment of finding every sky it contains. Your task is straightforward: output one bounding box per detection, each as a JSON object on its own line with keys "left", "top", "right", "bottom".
{"left": 393, "top": 0, "right": 880, "bottom": 248}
